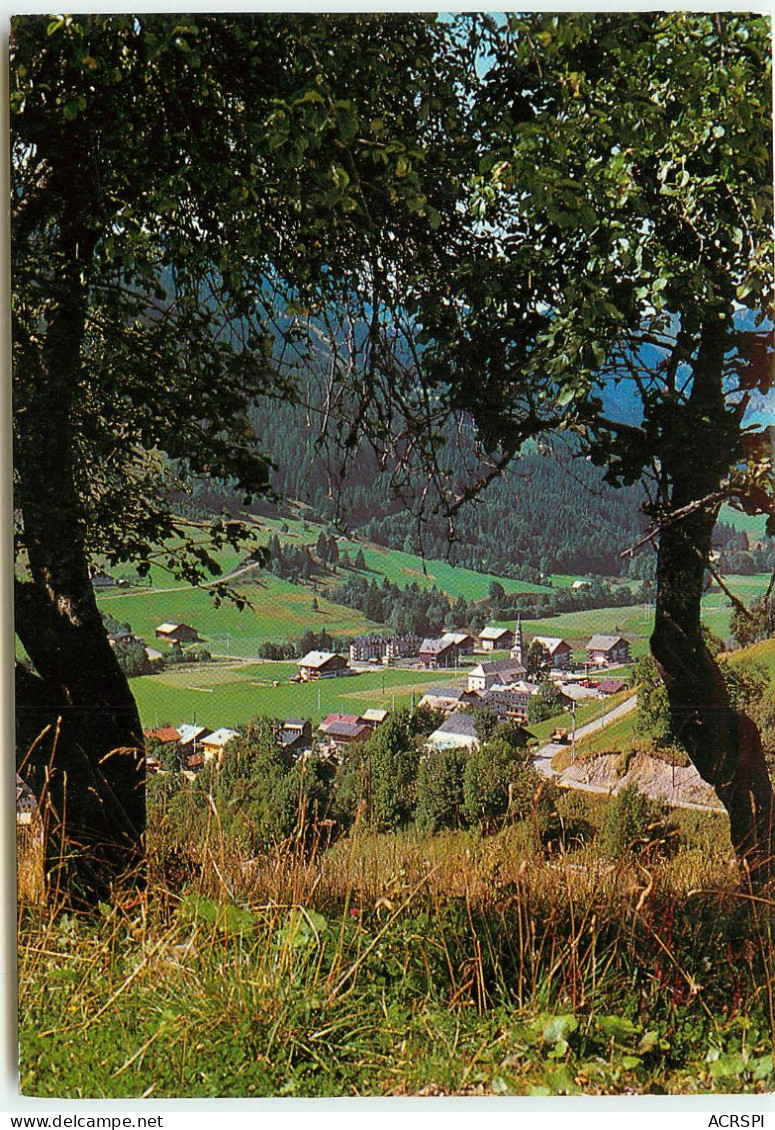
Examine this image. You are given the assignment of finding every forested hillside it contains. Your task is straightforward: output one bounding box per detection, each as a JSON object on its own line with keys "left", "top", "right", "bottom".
{"left": 177, "top": 397, "right": 649, "bottom": 579}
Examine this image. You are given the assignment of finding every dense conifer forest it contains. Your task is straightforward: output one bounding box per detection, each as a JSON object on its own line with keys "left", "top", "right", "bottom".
{"left": 175, "top": 396, "right": 650, "bottom": 580}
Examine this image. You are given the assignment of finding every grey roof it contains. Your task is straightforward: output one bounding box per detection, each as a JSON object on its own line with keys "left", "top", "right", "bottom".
{"left": 472, "top": 657, "right": 527, "bottom": 676}
{"left": 325, "top": 721, "right": 370, "bottom": 739}
{"left": 587, "top": 634, "right": 628, "bottom": 651}
{"left": 532, "top": 635, "right": 571, "bottom": 653}
{"left": 423, "top": 684, "right": 467, "bottom": 699}
{"left": 420, "top": 637, "right": 455, "bottom": 654}
{"left": 279, "top": 729, "right": 306, "bottom": 746}
{"left": 298, "top": 650, "right": 344, "bottom": 667}
{"left": 480, "top": 625, "right": 512, "bottom": 639}
{"left": 436, "top": 712, "right": 479, "bottom": 737}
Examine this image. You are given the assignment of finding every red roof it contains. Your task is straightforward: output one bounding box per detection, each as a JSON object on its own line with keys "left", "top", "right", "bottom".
{"left": 145, "top": 727, "right": 180, "bottom": 744}
{"left": 596, "top": 679, "right": 628, "bottom": 695}
{"left": 321, "top": 713, "right": 360, "bottom": 727}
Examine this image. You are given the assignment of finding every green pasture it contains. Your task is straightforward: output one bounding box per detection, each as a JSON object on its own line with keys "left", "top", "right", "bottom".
{"left": 492, "top": 604, "right": 651, "bottom": 646}
{"left": 132, "top": 662, "right": 461, "bottom": 729}
{"left": 97, "top": 574, "right": 382, "bottom": 657}
{"left": 717, "top": 504, "right": 767, "bottom": 540}
{"left": 571, "top": 706, "right": 640, "bottom": 757}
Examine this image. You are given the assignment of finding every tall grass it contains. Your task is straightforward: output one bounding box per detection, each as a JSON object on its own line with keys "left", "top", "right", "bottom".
{"left": 17, "top": 795, "right": 775, "bottom": 1098}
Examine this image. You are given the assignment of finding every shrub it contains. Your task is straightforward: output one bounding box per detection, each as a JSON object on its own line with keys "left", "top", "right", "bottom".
{"left": 600, "top": 784, "right": 678, "bottom": 861}
{"left": 463, "top": 739, "right": 534, "bottom": 831}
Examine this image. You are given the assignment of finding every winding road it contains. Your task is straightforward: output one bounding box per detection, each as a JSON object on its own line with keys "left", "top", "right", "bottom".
{"left": 532, "top": 692, "right": 724, "bottom": 813}
{"left": 533, "top": 693, "right": 639, "bottom": 779}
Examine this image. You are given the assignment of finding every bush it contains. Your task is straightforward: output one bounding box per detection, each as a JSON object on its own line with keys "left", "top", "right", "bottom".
{"left": 463, "top": 739, "right": 538, "bottom": 832}
{"left": 508, "top": 769, "right": 564, "bottom": 849}
{"left": 599, "top": 784, "right": 678, "bottom": 862}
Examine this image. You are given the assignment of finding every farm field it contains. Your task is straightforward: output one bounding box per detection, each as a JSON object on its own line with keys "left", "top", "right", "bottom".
{"left": 96, "top": 500, "right": 766, "bottom": 670}
{"left": 132, "top": 662, "right": 461, "bottom": 729}
{"left": 97, "top": 574, "right": 383, "bottom": 656}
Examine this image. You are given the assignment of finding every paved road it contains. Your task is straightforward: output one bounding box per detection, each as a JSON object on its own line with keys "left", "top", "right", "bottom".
{"left": 532, "top": 692, "right": 724, "bottom": 813}
{"left": 533, "top": 693, "right": 638, "bottom": 778}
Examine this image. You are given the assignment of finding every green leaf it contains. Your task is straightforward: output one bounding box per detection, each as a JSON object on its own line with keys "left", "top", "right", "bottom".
{"left": 542, "top": 1015, "right": 578, "bottom": 1044}
{"left": 597, "top": 1015, "right": 640, "bottom": 1043}
{"left": 637, "top": 1030, "right": 664, "bottom": 1055}
{"left": 710, "top": 1054, "right": 746, "bottom": 1080}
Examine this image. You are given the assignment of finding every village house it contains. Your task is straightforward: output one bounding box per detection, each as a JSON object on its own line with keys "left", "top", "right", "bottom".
{"left": 349, "top": 635, "right": 386, "bottom": 663}
{"left": 321, "top": 720, "right": 372, "bottom": 749}
{"left": 155, "top": 622, "right": 202, "bottom": 645}
{"left": 91, "top": 571, "right": 117, "bottom": 589}
{"left": 318, "top": 712, "right": 361, "bottom": 733}
{"left": 467, "top": 656, "right": 527, "bottom": 694}
{"left": 176, "top": 724, "right": 212, "bottom": 756}
{"left": 441, "top": 631, "right": 475, "bottom": 655}
{"left": 558, "top": 682, "right": 600, "bottom": 705}
{"left": 107, "top": 626, "right": 138, "bottom": 646}
{"left": 144, "top": 726, "right": 181, "bottom": 746}
{"left": 478, "top": 625, "right": 515, "bottom": 652}
{"left": 384, "top": 634, "right": 422, "bottom": 661}
{"left": 586, "top": 634, "right": 631, "bottom": 667}
{"left": 595, "top": 677, "right": 629, "bottom": 696}
{"left": 419, "top": 637, "right": 460, "bottom": 669}
{"left": 425, "top": 711, "right": 480, "bottom": 752}
{"left": 297, "top": 650, "right": 349, "bottom": 681}
{"left": 278, "top": 718, "right": 313, "bottom": 757}
{"left": 183, "top": 749, "right": 205, "bottom": 773}
{"left": 531, "top": 636, "right": 574, "bottom": 670}
{"left": 200, "top": 728, "right": 240, "bottom": 763}
{"left": 418, "top": 684, "right": 473, "bottom": 712}
{"left": 483, "top": 680, "right": 540, "bottom": 723}
{"left": 360, "top": 708, "right": 389, "bottom": 728}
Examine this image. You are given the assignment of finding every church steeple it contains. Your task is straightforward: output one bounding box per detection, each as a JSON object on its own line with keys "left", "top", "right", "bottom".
{"left": 513, "top": 614, "right": 524, "bottom": 666}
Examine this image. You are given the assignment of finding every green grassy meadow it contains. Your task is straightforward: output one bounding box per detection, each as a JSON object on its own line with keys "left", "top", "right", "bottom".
{"left": 570, "top": 706, "right": 640, "bottom": 757}
{"left": 97, "top": 573, "right": 383, "bottom": 657}
{"left": 132, "top": 662, "right": 461, "bottom": 729}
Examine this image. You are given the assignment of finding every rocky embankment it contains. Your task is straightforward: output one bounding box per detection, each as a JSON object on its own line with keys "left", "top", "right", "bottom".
{"left": 558, "top": 750, "right": 723, "bottom": 812}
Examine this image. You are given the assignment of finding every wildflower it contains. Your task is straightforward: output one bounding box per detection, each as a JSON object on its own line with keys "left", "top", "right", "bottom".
{"left": 350, "top": 907, "right": 360, "bottom": 917}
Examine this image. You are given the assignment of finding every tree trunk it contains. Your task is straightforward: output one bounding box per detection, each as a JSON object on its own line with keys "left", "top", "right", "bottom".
{"left": 650, "top": 316, "right": 775, "bottom": 889}
{"left": 14, "top": 221, "right": 145, "bottom": 906}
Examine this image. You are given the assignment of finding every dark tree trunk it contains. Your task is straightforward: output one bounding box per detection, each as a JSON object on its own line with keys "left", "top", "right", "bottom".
{"left": 650, "top": 316, "right": 775, "bottom": 889}
{"left": 14, "top": 217, "right": 145, "bottom": 905}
